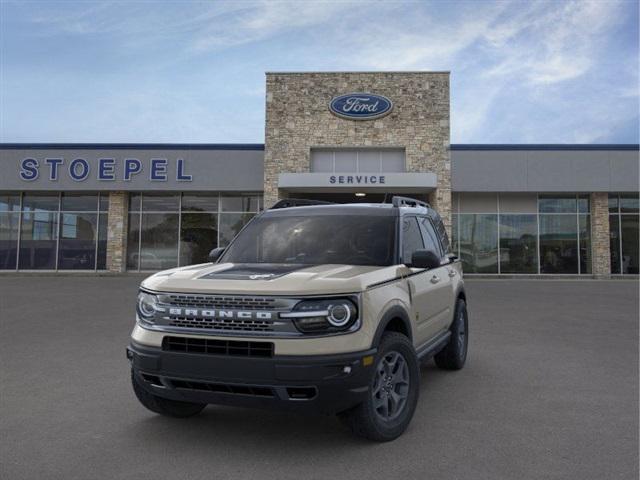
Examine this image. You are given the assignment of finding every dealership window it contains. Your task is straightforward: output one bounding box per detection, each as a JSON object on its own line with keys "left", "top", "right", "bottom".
{"left": 126, "top": 192, "right": 261, "bottom": 271}
{"left": 609, "top": 193, "right": 639, "bottom": 274}
{"left": 0, "top": 192, "right": 108, "bottom": 270}
{"left": 450, "top": 193, "right": 591, "bottom": 274}
{"left": 538, "top": 195, "right": 590, "bottom": 274}
{"left": 311, "top": 149, "right": 405, "bottom": 173}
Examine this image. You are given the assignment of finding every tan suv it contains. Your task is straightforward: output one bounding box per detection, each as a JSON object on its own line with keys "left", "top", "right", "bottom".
{"left": 127, "top": 196, "right": 468, "bottom": 441}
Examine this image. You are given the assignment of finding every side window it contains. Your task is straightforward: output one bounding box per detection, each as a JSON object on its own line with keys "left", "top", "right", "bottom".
{"left": 402, "top": 217, "right": 424, "bottom": 263}
{"left": 419, "top": 217, "right": 443, "bottom": 257}
{"left": 430, "top": 213, "right": 450, "bottom": 254}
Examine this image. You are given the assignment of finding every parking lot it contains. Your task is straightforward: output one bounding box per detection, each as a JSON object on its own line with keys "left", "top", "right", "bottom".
{"left": 1, "top": 276, "right": 638, "bottom": 480}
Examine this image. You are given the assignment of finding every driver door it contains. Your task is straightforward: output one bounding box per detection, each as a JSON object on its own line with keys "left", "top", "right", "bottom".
{"left": 401, "top": 216, "right": 452, "bottom": 346}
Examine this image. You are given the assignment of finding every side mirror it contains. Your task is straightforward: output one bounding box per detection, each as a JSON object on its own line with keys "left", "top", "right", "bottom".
{"left": 408, "top": 249, "right": 441, "bottom": 269}
{"left": 208, "top": 247, "right": 225, "bottom": 263}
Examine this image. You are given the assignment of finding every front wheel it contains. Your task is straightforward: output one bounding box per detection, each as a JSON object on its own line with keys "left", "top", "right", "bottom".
{"left": 434, "top": 298, "right": 468, "bottom": 370}
{"left": 339, "top": 332, "right": 420, "bottom": 442}
{"left": 131, "top": 370, "right": 206, "bottom": 418}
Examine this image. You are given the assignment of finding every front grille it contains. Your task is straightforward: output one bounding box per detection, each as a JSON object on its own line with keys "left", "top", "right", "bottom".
{"left": 169, "top": 379, "right": 274, "bottom": 397}
{"left": 168, "top": 316, "right": 275, "bottom": 332}
{"left": 164, "top": 294, "right": 278, "bottom": 310}
{"left": 162, "top": 336, "right": 274, "bottom": 358}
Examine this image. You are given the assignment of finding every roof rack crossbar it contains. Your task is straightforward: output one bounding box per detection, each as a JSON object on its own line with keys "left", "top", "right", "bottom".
{"left": 270, "top": 198, "right": 335, "bottom": 209}
{"left": 391, "top": 196, "right": 430, "bottom": 209}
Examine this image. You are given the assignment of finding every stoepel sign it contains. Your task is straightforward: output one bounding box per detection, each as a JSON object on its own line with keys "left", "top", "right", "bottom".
{"left": 19, "top": 157, "right": 192, "bottom": 182}
{"left": 329, "top": 93, "right": 393, "bottom": 120}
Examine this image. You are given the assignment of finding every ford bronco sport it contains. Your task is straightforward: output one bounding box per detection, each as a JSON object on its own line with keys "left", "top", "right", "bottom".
{"left": 127, "top": 196, "right": 468, "bottom": 441}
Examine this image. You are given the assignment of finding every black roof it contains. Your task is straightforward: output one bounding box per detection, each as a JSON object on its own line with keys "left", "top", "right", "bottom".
{"left": 0, "top": 143, "right": 637, "bottom": 151}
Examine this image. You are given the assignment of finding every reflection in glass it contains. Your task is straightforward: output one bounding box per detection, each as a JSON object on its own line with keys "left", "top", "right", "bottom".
{"left": 180, "top": 213, "right": 218, "bottom": 265}
{"left": 220, "top": 195, "right": 259, "bottom": 213}
{"left": 181, "top": 193, "right": 219, "bottom": 212}
{"left": 538, "top": 196, "right": 577, "bottom": 213}
{"left": 58, "top": 213, "right": 98, "bottom": 269}
{"left": 141, "top": 193, "right": 179, "bottom": 212}
{"left": 97, "top": 213, "right": 108, "bottom": 270}
{"left": 0, "top": 212, "right": 19, "bottom": 269}
{"left": 219, "top": 213, "right": 254, "bottom": 246}
{"left": 621, "top": 215, "right": 639, "bottom": 274}
{"left": 620, "top": 194, "right": 639, "bottom": 214}
{"left": 99, "top": 193, "right": 109, "bottom": 212}
{"left": 0, "top": 193, "right": 21, "bottom": 212}
{"left": 139, "top": 213, "right": 179, "bottom": 269}
{"left": 129, "top": 193, "right": 141, "bottom": 212}
{"left": 499, "top": 215, "right": 537, "bottom": 273}
{"left": 19, "top": 211, "right": 58, "bottom": 269}
{"left": 451, "top": 214, "right": 459, "bottom": 257}
{"left": 22, "top": 193, "right": 59, "bottom": 212}
{"left": 577, "top": 195, "right": 590, "bottom": 214}
{"left": 126, "top": 213, "right": 141, "bottom": 270}
{"left": 539, "top": 215, "right": 578, "bottom": 273}
{"left": 61, "top": 193, "right": 98, "bottom": 211}
{"left": 608, "top": 194, "right": 619, "bottom": 213}
{"left": 579, "top": 215, "right": 591, "bottom": 274}
{"left": 458, "top": 214, "right": 498, "bottom": 273}
{"left": 609, "top": 215, "right": 621, "bottom": 274}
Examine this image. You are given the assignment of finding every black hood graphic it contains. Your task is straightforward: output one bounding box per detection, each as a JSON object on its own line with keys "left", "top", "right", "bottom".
{"left": 199, "top": 264, "right": 312, "bottom": 280}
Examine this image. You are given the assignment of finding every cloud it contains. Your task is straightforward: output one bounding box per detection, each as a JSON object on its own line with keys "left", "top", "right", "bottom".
{"left": 2, "top": 0, "right": 637, "bottom": 143}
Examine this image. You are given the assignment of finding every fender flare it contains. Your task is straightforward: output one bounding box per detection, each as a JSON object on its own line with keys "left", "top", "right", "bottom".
{"left": 371, "top": 305, "right": 413, "bottom": 348}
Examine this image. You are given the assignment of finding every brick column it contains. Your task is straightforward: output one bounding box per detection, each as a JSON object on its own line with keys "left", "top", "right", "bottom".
{"left": 106, "top": 191, "right": 129, "bottom": 273}
{"left": 591, "top": 192, "right": 611, "bottom": 277}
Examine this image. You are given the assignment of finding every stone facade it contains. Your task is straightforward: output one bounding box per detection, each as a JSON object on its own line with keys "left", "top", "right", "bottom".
{"left": 106, "top": 191, "right": 129, "bottom": 273}
{"left": 264, "top": 72, "right": 451, "bottom": 232}
{"left": 590, "top": 192, "right": 611, "bottom": 277}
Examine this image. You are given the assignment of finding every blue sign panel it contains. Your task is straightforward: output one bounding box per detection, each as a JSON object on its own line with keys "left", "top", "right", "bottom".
{"left": 329, "top": 93, "right": 393, "bottom": 120}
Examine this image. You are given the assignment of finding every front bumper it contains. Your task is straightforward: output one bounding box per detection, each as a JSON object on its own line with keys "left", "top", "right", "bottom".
{"left": 127, "top": 341, "right": 376, "bottom": 415}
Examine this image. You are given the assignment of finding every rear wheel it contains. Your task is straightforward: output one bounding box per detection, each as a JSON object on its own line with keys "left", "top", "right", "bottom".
{"left": 131, "top": 370, "right": 206, "bottom": 418}
{"left": 434, "top": 298, "right": 468, "bottom": 370}
{"left": 339, "top": 332, "right": 420, "bottom": 442}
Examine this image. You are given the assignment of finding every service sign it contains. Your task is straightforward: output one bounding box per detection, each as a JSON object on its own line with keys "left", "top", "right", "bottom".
{"left": 329, "top": 93, "right": 393, "bottom": 120}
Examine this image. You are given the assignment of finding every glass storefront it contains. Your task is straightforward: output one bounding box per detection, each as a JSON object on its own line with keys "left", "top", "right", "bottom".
{"left": 0, "top": 192, "right": 108, "bottom": 270}
{"left": 126, "top": 192, "right": 261, "bottom": 271}
{"left": 609, "top": 193, "right": 639, "bottom": 274}
{"left": 451, "top": 194, "right": 592, "bottom": 274}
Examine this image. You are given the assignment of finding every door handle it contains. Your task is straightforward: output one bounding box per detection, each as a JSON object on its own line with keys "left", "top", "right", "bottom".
{"left": 430, "top": 275, "right": 440, "bottom": 284}
{"left": 448, "top": 269, "right": 457, "bottom": 277}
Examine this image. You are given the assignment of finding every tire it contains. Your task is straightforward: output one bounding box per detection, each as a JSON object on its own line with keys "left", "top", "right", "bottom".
{"left": 434, "top": 298, "right": 468, "bottom": 370}
{"left": 131, "top": 370, "right": 206, "bottom": 418}
{"left": 339, "top": 332, "right": 420, "bottom": 442}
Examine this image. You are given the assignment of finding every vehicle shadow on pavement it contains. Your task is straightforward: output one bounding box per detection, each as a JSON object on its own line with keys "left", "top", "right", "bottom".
{"left": 122, "top": 360, "right": 451, "bottom": 450}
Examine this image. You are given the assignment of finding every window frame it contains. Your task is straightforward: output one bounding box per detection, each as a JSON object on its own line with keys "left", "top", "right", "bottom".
{"left": 400, "top": 215, "right": 426, "bottom": 265}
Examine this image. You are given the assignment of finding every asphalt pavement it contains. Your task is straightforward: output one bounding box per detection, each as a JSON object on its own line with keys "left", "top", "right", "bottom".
{"left": 1, "top": 276, "right": 638, "bottom": 480}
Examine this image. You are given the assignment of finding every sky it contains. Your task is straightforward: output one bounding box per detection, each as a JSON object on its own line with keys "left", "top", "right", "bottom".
{"left": 0, "top": 0, "right": 638, "bottom": 144}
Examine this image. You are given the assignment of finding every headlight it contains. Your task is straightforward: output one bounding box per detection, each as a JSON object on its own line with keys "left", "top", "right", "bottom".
{"left": 137, "top": 291, "right": 159, "bottom": 324}
{"left": 281, "top": 298, "right": 358, "bottom": 334}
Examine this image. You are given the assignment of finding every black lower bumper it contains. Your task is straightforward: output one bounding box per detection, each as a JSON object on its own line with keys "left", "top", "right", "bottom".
{"left": 127, "top": 341, "right": 376, "bottom": 415}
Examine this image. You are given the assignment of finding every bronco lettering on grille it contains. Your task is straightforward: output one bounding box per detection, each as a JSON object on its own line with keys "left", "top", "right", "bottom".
{"left": 168, "top": 308, "right": 273, "bottom": 320}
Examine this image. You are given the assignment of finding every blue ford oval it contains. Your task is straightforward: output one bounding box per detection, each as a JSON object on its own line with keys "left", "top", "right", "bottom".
{"left": 329, "top": 93, "right": 393, "bottom": 120}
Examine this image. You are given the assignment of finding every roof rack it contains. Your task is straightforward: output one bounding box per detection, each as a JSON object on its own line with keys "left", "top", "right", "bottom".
{"left": 391, "top": 196, "right": 430, "bottom": 209}
{"left": 270, "top": 198, "right": 335, "bottom": 209}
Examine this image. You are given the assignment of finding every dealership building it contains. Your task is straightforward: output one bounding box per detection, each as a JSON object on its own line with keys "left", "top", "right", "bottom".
{"left": 0, "top": 72, "right": 638, "bottom": 276}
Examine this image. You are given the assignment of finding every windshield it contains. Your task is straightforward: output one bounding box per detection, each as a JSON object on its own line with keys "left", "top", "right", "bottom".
{"left": 220, "top": 214, "right": 397, "bottom": 266}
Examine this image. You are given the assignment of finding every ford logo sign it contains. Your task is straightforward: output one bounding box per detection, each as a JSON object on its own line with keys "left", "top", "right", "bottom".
{"left": 329, "top": 93, "right": 393, "bottom": 120}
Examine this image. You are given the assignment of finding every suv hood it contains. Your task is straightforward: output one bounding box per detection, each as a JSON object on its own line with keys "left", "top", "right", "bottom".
{"left": 141, "top": 262, "right": 404, "bottom": 295}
